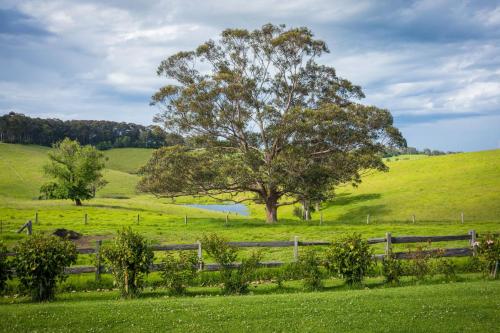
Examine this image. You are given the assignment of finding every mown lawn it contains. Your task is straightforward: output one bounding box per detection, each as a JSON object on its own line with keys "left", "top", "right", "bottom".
{"left": 0, "top": 280, "right": 498, "bottom": 332}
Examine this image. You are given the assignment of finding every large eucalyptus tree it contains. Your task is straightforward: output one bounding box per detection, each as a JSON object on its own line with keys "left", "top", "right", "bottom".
{"left": 139, "top": 24, "right": 405, "bottom": 223}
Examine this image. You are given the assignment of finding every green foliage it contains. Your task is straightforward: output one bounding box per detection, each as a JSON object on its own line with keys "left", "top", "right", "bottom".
{"left": 40, "top": 138, "right": 108, "bottom": 205}
{"left": 434, "top": 255, "right": 458, "bottom": 282}
{"left": 296, "top": 250, "right": 323, "bottom": 290}
{"left": 202, "top": 234, "right": 261, "bottom": 294}
{"left": 143, "top": 23, "right": 405, "bottom": 223}
{"left": 0, "top": 241, "right": 11, "bottom": 293}
{"left": 476, "top": 233, "right": 500, "bottom": 277}
{"left": 382, "top": 256, "right": 404, "bottom": 284}
{"left": 13, "top": 234, "right": 77, "bottom": 301}
{"left": 159, "top": 251, "right": 199, "bottom": 294}
{"left": 325, "top": 233, "right": 373, "bottom": 285}
{"left": 407, "top": 246, "right": 433, "bottom": 281}
{"left": 101, "top": 228, "right": 154, "bottom": 298}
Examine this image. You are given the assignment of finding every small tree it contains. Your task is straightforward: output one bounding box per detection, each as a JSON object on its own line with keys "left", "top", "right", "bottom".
{"left": 102, "top": 228, "right": 154, "bottom": 298}
{"left": 0, "top": 241, "right": 11, "bottom": 294}
{"left": 13, "top": 234, "right": 77, "bottom": 301}
{"left": 40, "top": 138, "right": 107, "bottom": 206}
{"left": 160, "top": 251, "right": 199, "bottom": 294}
{"left": 325, "top": 233, "right": 373, "bottom": 285}
{"left": 202, "top": 234, "right": 261, "bottom": 294}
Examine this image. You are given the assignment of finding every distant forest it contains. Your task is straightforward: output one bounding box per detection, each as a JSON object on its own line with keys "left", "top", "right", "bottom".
{"left": 384, "top": 146, "right": 461, "bottom": 157}
{"left": 0, "top": 112, "right": 184, "bottom": 149}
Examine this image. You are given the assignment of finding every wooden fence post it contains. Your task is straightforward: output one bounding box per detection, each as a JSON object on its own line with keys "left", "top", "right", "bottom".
{"left": 412, "top": 214, "right": 415, "bottom": 224}
{"left": 197, "top": 240, "right": 203, "bottom": 270}
{"left": 84, "top": 213, "right": 88, "bottom": 225}
{"left": 366, "top": 214, "right": 370, "bottom": 224}
{"left": 27, "top": 220, "right": 32, "bottom": 235}
{"left": 461, "top": 212, "right": 464, "bottom": 224}
{"left": 137, "top": 214, "right": 140, "bottom": 225}
{"left": 225, "top": 214, "right": 229, "bottom": 226}
{"left": 35, "top": 211, "right": 38, "bottom": 224}
{"left": 469, "top": 230, "right": 477, "bottom": 256}
{"left": 293, "top": 236, "right": 299, "bottom": 261}
{"left": 184, "top": 215, "right": 188, "bottom": 225}
{"left": 385, "top": 232, "right": 392, "bottom": 257}
{"left": 95, "top": 240, "right": 102, "bottom": 282}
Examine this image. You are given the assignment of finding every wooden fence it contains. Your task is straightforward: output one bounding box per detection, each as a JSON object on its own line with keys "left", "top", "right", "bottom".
{"left": 4, "top": 230, "right": 481, "bottom": 279}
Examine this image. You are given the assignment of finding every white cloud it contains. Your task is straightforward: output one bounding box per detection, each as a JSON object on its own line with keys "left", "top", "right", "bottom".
{"left": 0, "top": 0, "right": 499, "bottom": 151}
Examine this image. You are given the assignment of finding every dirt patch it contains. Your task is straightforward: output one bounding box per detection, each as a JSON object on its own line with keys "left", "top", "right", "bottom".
{"left": 73, "top": 235, "right": 110, "bottom": 248}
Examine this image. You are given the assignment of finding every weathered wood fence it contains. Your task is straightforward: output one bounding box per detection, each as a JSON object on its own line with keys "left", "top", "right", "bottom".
{"left": 4, "top": 230, "right": 483, "bottom": 279}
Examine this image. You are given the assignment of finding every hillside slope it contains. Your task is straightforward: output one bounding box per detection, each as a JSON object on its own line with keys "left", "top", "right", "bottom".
{"left": 1, "top": 143, "right": 499, "bottom": 222}
{"left": 318, "top": 149, "right": 500, "bottom": 222}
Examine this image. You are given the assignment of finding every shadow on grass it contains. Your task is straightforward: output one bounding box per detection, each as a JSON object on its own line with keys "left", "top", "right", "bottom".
{"left": 325, "top": 193, "right": 381, "bottom": 207}
{"left": 335, "top": 204, "right": 391, "bottom": 223}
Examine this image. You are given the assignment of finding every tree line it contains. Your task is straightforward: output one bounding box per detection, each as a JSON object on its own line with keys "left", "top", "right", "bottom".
{"left": 384, "top": 146, "right": 461, "bottom": 157}
{"left": 0, "top": 112, "right": 184, "bottom": 149}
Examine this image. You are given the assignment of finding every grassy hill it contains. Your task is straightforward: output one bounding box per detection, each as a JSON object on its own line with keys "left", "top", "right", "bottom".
{"left": 1, "top": 143, "right": 499, "bottom": 222}
{"left": 0, "top": 143, "right": 499, "bottom": 249}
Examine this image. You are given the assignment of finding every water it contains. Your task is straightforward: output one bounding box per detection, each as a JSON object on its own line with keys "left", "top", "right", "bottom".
{"left": 184, "top": 203, "right": 250, "bottom": 216}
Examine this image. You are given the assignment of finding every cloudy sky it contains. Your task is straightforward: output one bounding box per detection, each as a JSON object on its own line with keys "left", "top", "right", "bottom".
{"left": 0, "top": 0, "right": 499, "bottom": 151}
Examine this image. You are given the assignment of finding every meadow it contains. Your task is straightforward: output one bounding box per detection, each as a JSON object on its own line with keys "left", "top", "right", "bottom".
{"left": 0, "top": 279, "right": 499, "bottom": 332}
{"left": 1, "top": 143, "right": 499, "bottom": 255}
{"left": 1, "top": 143, "right": 500, "bottom": 332}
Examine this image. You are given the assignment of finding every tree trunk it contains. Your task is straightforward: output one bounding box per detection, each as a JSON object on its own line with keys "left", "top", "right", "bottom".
{"left": 265, "top": 196, "right": 278, "bottom": 224}
{"left": 301, "top": 200, "right": 311, "bottom": 221}
{"left": 75, "top": 198, "right": 82, "bottom": 206}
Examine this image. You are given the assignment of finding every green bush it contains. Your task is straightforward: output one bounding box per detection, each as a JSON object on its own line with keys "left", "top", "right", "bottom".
{"left": 102, "top": 228, "right": 154, "bottom": 298}
{"left": 434, "top": 255, "right": 457, "bottom": 282}
{"left": 476, "top": 234, "right": 500, "bottom": 277}
{"left": 13, "top": 234, "right": 77, "bottom": 301}
{"left": 325, "top": 233, "right": 373, "bottom": 285}
{"left": 407, "top": 246, "right": 432, "bottom": 281}
{"left": 382, "top": 256, "right": 404, "bottom": 284}
{"left": 160, "top": 251, "right": 198, "bottom": 294}
{"left": 296, "top": 250, "right": 323, "bottom": 290}
{"left": 202, "top": 234, "right": 261, "bottom": 294}
{"left": 0, "top": 241, "right": 11, "bottom": 294}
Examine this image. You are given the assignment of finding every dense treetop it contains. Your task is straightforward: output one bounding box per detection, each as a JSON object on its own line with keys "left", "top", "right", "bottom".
{"left": 140, "top": 24, "right": 405, "bottom": 223}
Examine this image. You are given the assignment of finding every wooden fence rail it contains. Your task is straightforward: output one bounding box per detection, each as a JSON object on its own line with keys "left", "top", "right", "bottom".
{"left": 4, "top": 231, "right": 488, "bottom": 279}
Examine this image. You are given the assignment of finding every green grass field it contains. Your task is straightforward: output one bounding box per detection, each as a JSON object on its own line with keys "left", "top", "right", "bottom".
{"left": 1, "top": 279, "right": 499, "bottom": 332}
{"left": 0, "top": 143, "right": 499, "bottom": 251}
{"left": 1, "top": 143, "right": 499, "bottom": 332}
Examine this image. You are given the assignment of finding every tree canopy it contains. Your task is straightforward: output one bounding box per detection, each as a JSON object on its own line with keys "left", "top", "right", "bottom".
{"left": 139, "top": 23, "right": 405, "bottom": 223}
{"left": 40, "top": 138, "right": 107, "bottom": 205}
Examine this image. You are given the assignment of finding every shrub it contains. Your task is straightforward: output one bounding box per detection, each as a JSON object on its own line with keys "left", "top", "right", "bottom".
{"left": 382, "top": 256, "right": 404, "bottom": 284}
{"left": 407, "top": 246, "right": 432, "bottom": 281}
{"left": 202, "top": 234, "right": 261, "bottom": 294}
{"left": 13, "top": 234, "right": 77, "bottom": 301}
{"left": 434, "top": 255, "right": 457, "bottom": 282}
{"left": 102, "top": 228, "right": 154, "bottom": 298}
{"left": 296, "top": 250, "right": 323, "bottom": 290}
{"left": 325, "top": 233, "right": 373, "bottom": 285}
{"left": 0, "top": 241, "right": 11, "bottom": 294}
{"left": 476, "top": 234, "right": 500, "bottom": 278}
{"left": 160, "top": 251, "right": 198, "bottom": 294}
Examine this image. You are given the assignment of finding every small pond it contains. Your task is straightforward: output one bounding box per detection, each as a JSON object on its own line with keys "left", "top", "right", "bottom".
{"left": 184, "top": 203, "right": 250, "bottom": 216}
